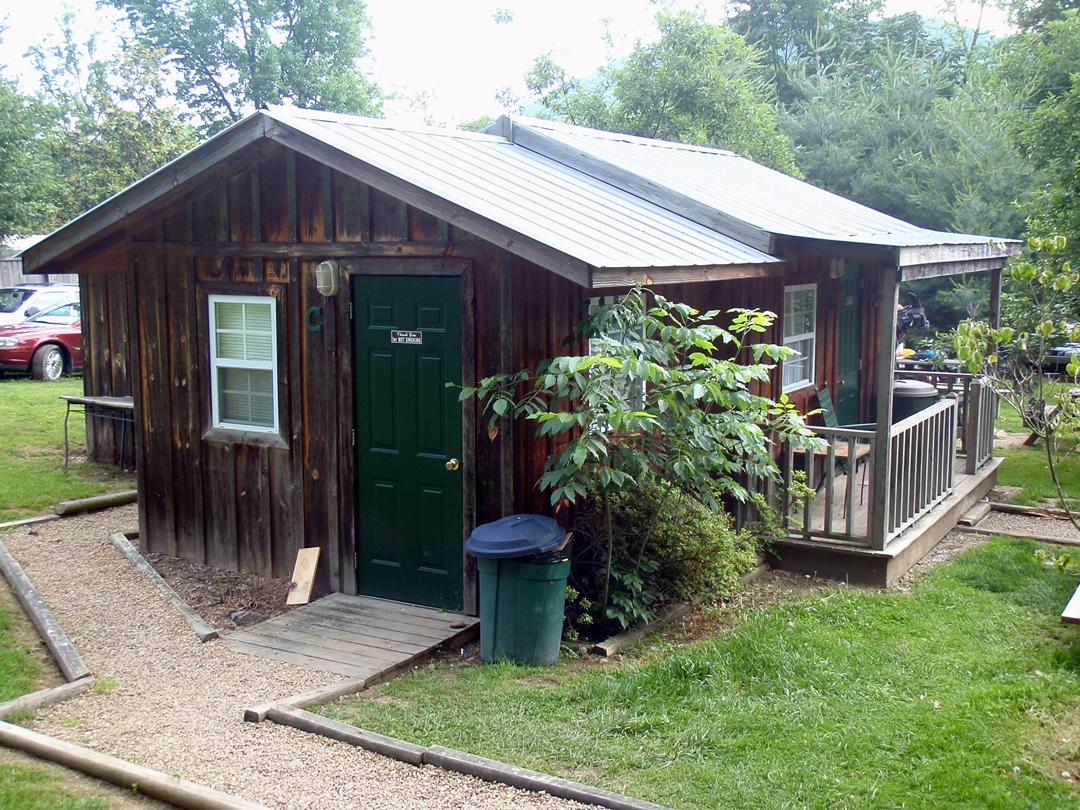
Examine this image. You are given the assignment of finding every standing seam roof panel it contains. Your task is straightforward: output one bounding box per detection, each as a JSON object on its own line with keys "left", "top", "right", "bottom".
{"left": 521, "top": 122, "right": 1003, "bottom": 246}
{"left": 274, "top": 113, "right": 779, "bottom": 269}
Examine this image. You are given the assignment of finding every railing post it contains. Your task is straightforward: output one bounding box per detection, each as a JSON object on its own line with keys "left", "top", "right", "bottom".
{"left": 965, "top": 379, "right": 983, "bottom": 475}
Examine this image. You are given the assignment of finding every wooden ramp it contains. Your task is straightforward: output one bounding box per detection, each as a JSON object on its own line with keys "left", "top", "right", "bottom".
{"left": 224, "top": 593, "right": 478, "bottom": 679}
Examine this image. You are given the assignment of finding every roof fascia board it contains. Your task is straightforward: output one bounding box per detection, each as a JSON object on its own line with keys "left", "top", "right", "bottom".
{"left": 23, "top": 114, "right": 273, "bottom": 273}
{"left": 502, "top": 119, "right": 775, "bottom": 255}
{"left": 591, "top": 262, "right": 784, "bottom": 289}
{"left": 774, "top": 236, "right": 899, "bottom": 264}
{"left": 901, "top": 257, "right": 1011, "bottom": 280}
{"left": 897, "top": 240, "right": 1019, "bottom": 269}
{"left": 267, "top": 122, "right": 591, "bottom": 287}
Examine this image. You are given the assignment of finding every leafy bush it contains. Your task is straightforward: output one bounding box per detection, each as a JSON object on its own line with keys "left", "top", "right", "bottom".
{"left": 568, "top": 487, "right": 758, "bottom": 636}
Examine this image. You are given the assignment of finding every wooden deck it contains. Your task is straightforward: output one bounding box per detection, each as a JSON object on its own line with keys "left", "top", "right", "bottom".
{"left": 771, "top": 455, "right": 1001, "bottom": 587}
{"left": 224, "top": 593, "right": 479, "bottom": 678}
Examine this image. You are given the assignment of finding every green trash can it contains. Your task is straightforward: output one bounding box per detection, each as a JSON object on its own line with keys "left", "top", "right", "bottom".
{"left": 466, "top": 514, "right": 570, "bottom": 666}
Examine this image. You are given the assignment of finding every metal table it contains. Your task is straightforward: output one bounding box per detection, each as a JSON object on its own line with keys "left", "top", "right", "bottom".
{"left": 60, "top": 395, "right": 135, "bottom": 471}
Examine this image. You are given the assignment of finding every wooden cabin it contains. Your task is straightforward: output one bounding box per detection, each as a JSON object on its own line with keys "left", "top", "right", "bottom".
{"left": 22, "top": 109, "right": 1019, "bottom": 609}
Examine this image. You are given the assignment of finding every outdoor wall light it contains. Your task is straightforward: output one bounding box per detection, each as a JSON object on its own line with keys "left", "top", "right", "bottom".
{"left": 315, "top": 260, "right": 339, "bottom": 297}
{"left": 829, "top": 258, "right": 846, "bottom": 279}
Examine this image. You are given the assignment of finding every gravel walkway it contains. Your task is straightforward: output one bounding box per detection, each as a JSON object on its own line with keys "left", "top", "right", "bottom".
{"left": 2, "top": 506, "right": 584, "bottom": 810}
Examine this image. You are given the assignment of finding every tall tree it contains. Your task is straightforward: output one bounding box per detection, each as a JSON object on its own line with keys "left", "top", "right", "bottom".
{"left": 783, "top": 40, "right": 1038, "bottom": 238}
{"left": 526, "top": 12, "right": 799, "bottom": 176}
{"left": 0, "top": 78, "right": 59, "bottom": 238}
{"left": 103, "top": 0, "right": 382, "bottom": 133}
{"left": 27, "top": 17, "right": 197, "bottom": 224}
{"left": 729, "top": 0, "right": 884, "bottom": 103}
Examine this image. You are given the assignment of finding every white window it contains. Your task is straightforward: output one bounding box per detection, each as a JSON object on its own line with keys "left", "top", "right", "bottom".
{"left": 209, "top": 295, "right": 278, "bottom": 433}
{"left": 783, "top": 284, "right": 816, "bottom": 391}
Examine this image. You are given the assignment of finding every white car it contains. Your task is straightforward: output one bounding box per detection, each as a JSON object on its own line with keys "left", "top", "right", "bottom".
{"left": 0, "top": 284, "right": 80, "bottom": 326}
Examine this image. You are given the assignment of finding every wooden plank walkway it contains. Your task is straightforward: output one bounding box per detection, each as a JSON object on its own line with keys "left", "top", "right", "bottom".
{"left": 224, "top": 593, "right": 478, "bottom": 678}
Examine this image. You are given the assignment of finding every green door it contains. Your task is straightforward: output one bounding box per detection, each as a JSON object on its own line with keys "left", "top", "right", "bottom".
{"left": 835, "top": 264, "right": 862, "bottom": 425}
{"left": 353, "top": 275, "right": 463, "bottom": 610}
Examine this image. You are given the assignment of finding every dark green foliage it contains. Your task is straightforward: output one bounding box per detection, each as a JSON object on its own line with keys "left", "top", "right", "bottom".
{"left": 525, "top": 12, "right": 800, "bottom": 175}
{"left": 570, "top": 489, "right": 759, "bottom": 633}
{"left": 27, "top": 20, "right": 197, "bottom": 224}
{"left": 0, "top": 80, "right": 60, "bottom": 238}
{"left": 784, "top": 44, "right": 1037, "bottom": 236}
{"left": 729, "top": 0, "right": 886, "bottom": 104}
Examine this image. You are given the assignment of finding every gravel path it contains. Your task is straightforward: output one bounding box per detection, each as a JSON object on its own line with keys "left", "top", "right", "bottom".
{"left": 2, "top": 506, "right": 585, "bottom": 810}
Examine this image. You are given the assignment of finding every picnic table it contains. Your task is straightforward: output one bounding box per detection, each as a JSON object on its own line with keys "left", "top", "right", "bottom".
{"left": 60, "top": 395, "right": 135, "bottom": 471}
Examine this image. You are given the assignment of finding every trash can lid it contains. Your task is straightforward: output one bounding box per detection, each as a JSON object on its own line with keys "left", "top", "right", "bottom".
{"left": 893, "top": 379, "right": 937, "bottom": 398}
{"left": 465, "top": 514, "right": 566, "bottom": 558}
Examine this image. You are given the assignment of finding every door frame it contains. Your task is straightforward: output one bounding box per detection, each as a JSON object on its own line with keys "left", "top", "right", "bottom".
{"left": 340, "top": 257, "right": 478, "bottom": 612}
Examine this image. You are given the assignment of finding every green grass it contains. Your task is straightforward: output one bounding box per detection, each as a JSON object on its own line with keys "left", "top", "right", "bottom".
{"left": 997, "top": 440, "right": 1080, "bottom": 507}
{"left": 0, "top": 598, "right": 106, "bottom": 809}
{"left": 324, "top": 538, "right": 1080, "bottom": 810}
{"left": 0, "top": 601, "right": 38, "bottom": 703}
{"left": 0, "top": 376, "right": 134, "bottom": 522}
{"left": 996, "top": 397, "right": 1026, "bottom": 433}
{"left": 0, "top": 762, "right": 108, "bottom": 809}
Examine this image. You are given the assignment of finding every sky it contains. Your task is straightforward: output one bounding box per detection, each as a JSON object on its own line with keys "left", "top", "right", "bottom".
{"left": 0, "top": 0, "right": 1012, "bottom": 127}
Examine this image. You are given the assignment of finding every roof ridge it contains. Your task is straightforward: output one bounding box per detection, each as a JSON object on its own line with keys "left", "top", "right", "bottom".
{"left": 266, "top": 105, "right": 503, "bottom": 142}
{"left": 506, "top": 115, "right": 738, "bottom": 157}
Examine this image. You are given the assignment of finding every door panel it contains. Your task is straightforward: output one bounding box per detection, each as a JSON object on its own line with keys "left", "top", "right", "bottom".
{"left": 354, "top": 275, "right": 463, "bottom": 609}
{"left": 835, "top": 263, "right": 862, "bottom": 425}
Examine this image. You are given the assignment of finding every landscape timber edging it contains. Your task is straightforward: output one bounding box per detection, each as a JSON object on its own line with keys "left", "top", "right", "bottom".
{"left": 108, "top": 532, "right": 219, "bottom": 642}
{"left": 0, "top": 537, "right": 90, "bottom": 681}
{"left": 259, "top": 704, "right": 673, "bottom": 810}
{"left": 0, "top": 720, "right": 271, "bottom": 810}
{"left": 0, "top": 677, "right": 95, "bottom": 721}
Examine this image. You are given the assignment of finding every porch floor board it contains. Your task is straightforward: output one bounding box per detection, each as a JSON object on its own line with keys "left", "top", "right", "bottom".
{"left": 224, "top": 593, "right": 478, "bottom": 679}
{"left": 774, "top": 455, "right": 1000, "bottom": 587}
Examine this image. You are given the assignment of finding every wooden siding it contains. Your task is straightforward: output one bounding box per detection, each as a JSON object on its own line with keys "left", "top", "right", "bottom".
{"left": 71, "top": 139, "right": 884, "bottom": 605}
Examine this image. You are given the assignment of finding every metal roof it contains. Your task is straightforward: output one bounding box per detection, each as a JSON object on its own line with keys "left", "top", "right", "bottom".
{"left": 502, "top": 115, "right": 1019, "bottom": 262}
{"left": 267, "top": 107, "right": 778, "bottom": 272}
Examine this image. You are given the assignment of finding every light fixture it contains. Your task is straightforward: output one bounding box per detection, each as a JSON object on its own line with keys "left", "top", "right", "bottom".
{"left": 315, "top": 260, "right": 339, "bottom": 297}
{"left": 830, "top": 258, "right": 845, "bottom": 279}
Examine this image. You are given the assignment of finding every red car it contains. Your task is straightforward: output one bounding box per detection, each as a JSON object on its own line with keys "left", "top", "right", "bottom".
{"left": 0, "top": 301, "right": 83, "bottom": 380}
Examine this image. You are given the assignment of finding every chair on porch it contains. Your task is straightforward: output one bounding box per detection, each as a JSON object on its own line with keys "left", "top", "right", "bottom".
{"left": 801, "top": 385, "right": 872, "bottom": 501}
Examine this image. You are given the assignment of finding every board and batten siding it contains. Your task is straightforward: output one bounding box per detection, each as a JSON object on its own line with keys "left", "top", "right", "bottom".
{"left": 72, "top": 139, "right": 875, "bottom": 603}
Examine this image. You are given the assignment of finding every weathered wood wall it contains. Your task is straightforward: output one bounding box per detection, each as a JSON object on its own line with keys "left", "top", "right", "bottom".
{"left": 72, "top": 138, "right": 882, "bottom": 603}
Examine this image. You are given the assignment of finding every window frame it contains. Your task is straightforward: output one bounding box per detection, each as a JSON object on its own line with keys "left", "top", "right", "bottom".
{"left": 782, "top": 283, "right": 817, "bottom": 393}
{"left": 207, "top": 293, "right": 280, "bottom": 436}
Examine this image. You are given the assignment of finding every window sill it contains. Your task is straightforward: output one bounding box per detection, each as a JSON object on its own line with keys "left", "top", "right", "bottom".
{"left": 203, "top": 426, "right": 288, "bottom": 449}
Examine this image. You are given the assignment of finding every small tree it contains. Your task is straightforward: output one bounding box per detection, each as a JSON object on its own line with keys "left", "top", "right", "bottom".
{"left": 954, "top": 235, "right": 1080, "bottom": 527}
{"left": 461, "top": 289, "right": 817, "bottom": 620}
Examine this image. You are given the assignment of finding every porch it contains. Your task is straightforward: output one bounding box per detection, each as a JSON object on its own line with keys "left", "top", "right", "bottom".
{"left": 770, "top": 372, "right": 1000, "bottom": 586}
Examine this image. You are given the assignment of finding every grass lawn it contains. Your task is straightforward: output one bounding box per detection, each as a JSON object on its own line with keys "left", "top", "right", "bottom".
{"left": 324, "top": 537, "right": 1080, "bottom": 810}
{"left": 0, "top": 376, "right": 134, "bottom": 523}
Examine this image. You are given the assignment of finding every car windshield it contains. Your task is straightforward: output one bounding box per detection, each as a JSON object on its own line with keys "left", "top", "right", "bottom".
{"left": 27, "top": 301, "right": 80, "bottom": 325}
{"left": 0, "top": 288, "right": 33, "bottom": 313}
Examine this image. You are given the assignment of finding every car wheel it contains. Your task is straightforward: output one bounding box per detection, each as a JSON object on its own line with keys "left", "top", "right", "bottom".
{"left": 31, "top": 345, "right": 65, "bottom": 381}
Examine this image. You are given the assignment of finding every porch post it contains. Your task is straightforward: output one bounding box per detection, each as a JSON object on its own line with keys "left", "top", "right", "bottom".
{"left": 988, "top": 265, "right": 1002, "bottom": 356}
{"left": 869, "top": 264, "right": 899, "bottom": 550}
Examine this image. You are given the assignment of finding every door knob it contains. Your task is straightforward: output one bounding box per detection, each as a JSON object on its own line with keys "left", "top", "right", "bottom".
{"left": 446, "top": 458, "right": 460, "bottom": 471}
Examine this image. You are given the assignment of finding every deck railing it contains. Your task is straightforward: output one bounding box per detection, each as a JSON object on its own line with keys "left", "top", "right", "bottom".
{"left": 885, "top": 398, "right": 957, "bottom": 541}
{"left": 779, "top": 396, "right": 972, "bottom": 548}
{"left": 782, "top": 426, "right": 877, "bottom": 545}
{"left": 964, "top": 377, "right": 996, "bottom": 473}
{"left": 777, "top": 375, "right": 998, "bottom": 550}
